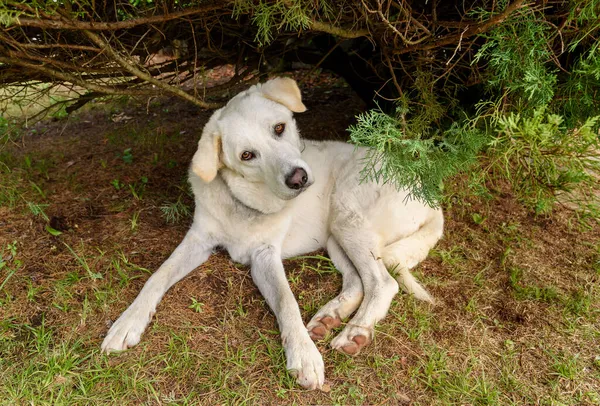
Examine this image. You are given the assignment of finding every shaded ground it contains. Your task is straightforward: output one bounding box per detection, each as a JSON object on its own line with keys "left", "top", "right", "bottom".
{"left": 0, "top": 75, "right": 599, "bottom": 405}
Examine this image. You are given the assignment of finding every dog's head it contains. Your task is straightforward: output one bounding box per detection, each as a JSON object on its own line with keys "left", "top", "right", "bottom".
{"left": 190, "top": 77, "right": 314, "bottom": 213}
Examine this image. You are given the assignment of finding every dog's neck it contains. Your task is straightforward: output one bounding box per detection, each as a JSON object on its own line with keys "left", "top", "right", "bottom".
{"left": 220, "top": 169, "right": 287, "bottom": 215}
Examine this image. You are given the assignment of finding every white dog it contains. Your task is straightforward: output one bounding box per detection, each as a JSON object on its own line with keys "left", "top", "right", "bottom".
{"left": 101, "top": 77, "right": 443, "bottom": 390}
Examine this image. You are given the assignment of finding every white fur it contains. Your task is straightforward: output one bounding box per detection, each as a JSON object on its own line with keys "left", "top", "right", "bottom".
{"left": 101, "top": 78, "right": 443, "bottom": 390}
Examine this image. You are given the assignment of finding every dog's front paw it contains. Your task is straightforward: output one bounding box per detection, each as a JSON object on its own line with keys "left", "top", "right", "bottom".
{"left": 284, "top": 333, "right": 325, "bottom": 390}
{"left": 101, "top": 305, "right": 154, "bottom": 353}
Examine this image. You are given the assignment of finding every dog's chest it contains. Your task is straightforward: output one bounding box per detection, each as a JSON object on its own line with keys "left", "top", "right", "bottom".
{"left": 201, "top": 187, "right": 330, "bottom": 263}
{"left": 280, "top": 178, "right": 332, "bottom": 258}
{"left": 210, "top": 204, "right": 293, "bottom": 265}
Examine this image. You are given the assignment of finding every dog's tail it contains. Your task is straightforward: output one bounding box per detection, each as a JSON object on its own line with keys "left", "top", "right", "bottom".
{"left": 395, "top": 269, "right": 434, "bottom": 304}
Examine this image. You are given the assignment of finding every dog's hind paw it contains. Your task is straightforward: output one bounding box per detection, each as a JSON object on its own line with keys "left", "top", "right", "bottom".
{"left": 330, "top": 325, "right": 372, "bottom": 356}
{"left": 101, "top": 305, "right": 154, "bottom": 353}
{"left": 307, "top": 315, "right": 342, "bottom": 340}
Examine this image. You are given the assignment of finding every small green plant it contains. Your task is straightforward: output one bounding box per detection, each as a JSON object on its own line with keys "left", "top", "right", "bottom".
{"left": 111, "top": 179, "right": 124, "bottom": 190}
{"left": 508, "top": 267, "right": 559, "bottom": 303}
{"left": 110, "top": 251, "right": 149, "bottom": 287}
{"left": 471, "top": 213, "right": 485, "bottom": 225}
{"left": 62, "top": 241, "right": 102, "bottom": 280}
{"left": 188, "top": 298, "right": 204, "bottom": 313}
{"left": 48, "top": 103, "right": 68, "bottom": 120}
{"left": 432, "top": 246, "right": 466, "bottom": 270}
{"left": 25, "top": 279, "right": 43, "bottom": 302}
{"left": 128, "top": 177, "right": 147, "bottom": 200}
{"left": 0, "top": 241, "right": 20, "bottom": 297}
{"left": 29, "top": 181, "right": 45, "bottom": 198}
{"left": 549, "top": 351, "right": 580, "bottom": 381}
{"left": 0, "top": 116, "right": 21, "bottom": 146}
{"left": 130, "top": 210, "right": 141, "bottom": 231}
{"left": 292, "top": 255, "right": 338, "bottom": 275}
{"left": 45, "top": 224, "right": 62, "bottom": 236}
{"left": 122, "top": 148, "right": 133, "bottom": 164}
{"left": 563, "top": 289, "right": 593, "bottom": 317}
{"left": 27, "top": 201, "right": 49, "bottom": 221}
{"left": 235, "top": 298, "right": 247, "bottom": 318}
{"left": 160, "top": 196, "right": 191, "bottom": 224}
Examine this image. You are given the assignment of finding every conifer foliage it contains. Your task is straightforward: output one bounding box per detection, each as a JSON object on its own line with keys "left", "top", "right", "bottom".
{"left": 1, "top": 1, "right": 599, "bottom": 213}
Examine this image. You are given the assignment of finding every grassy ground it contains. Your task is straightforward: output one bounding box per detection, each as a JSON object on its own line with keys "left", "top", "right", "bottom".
{"left": 1, "top": 78, "right": 599, "bottom": 405}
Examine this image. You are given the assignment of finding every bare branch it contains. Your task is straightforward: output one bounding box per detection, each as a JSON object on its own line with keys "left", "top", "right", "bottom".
{"left": 363, "top": 0, "right": 430, "bottom": 46}
{"left": 5, "top": 42, "right": 101, "bottom": 52}
{"left": 0, "top": 56, "right": 154, "bottom": 96}
{"left": 83, "top": 30, "right": 219, "bottom": 109}
{"left": 394, "top": 0, "right": 528, "bottom": 55}
{"left": 310, "top": 20, "right": 369, "bottom": 39}
{"left": 13, "top": 2, "right": 227, "bottom": 31}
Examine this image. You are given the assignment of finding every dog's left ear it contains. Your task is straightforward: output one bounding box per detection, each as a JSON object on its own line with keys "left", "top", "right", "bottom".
{"left": 260, "top": 77, "right": 307, "bottom": 113}
{"left": 191, "top": 110, "right": 223, "bottom": 183}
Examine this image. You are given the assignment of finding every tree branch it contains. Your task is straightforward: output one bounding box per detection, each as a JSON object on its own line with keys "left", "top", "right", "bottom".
{"left": 5, "top": 42, "right": 101, "bottom": 53}
{"left": 0, "top": 56, "right": 154, "bottom": 96}
{"left": 83, "top": 30, "right": 220, "bottom": 109}
{"left": 310, "top": 20, "right": 369, "bottom": 39}
{"left": 394, "top": 0, "right": 528, "bottom": 55}
{"left": 13, "top": 2, "right": 227, "bottom": 31}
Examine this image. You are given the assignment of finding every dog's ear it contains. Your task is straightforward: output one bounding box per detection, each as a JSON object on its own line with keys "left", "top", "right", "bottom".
{"left": 260, "top": 77, "right": 307, "bottom": 113}
{"left": 191, "top": 112, "right": 223, "bottom": 183}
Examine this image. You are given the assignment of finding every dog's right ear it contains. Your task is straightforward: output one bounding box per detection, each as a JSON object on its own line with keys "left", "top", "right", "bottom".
{"left": 260, "top": 77, "right": 307, "bottom": 113}
{"left": 191, "top": 111, "right": 222, "bottom": 183}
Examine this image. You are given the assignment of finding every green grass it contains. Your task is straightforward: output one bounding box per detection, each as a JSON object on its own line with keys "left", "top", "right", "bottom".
{"left": 1, "top": 222, "right": 598, "bottom": 405}
{"left": 160, "top": 196, "right": 191, "bottom": 224}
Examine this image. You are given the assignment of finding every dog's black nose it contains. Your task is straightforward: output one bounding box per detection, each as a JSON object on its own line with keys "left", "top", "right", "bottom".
{"left": 285, "top": 167, "right": 308, "bottom": 190}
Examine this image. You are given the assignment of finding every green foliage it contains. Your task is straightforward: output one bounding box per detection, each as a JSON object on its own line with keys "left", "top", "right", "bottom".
{"left": 508, "top": 267, "right": 560, "bottom": 303}
{"left": 250, "top": 1, "right": 311, "bottom": 46}
{"left": 129, "top": 0, "right": 154, "bottom": 7}
{"left": 349, "top": 108, "right": 488, "bottom": 207}
{"left": 565, "top": 0, "right": 600, "bottom": 50}
{"left": 473, "top": 8, "right": 557, "bottom": 109}
{"left": 556, "top": 41, "right": 600, "bottom": 127}
{"left": 235, "top": 0, "right": 335, "bottom": 46}
{"left": 486, "top": 109, "right": 599, "bottom": 213}
{"left": 352, "top": 2, "right": 600, "bottom": 212}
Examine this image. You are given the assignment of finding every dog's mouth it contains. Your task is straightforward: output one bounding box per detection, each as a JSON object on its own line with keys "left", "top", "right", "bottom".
{"left": 275, "top": 182, "right": 311, "bottom": 200}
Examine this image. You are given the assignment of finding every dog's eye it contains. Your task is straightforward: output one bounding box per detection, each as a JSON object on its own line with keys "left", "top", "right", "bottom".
{"left": 274, "top": 123, "right": 286, "bottom": 136}
{"left": 240, "top": 151, "right": 255, "bottom": 161}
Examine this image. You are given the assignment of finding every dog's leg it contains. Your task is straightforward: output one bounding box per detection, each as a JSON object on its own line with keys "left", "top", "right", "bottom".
{"left": 251, "top": 245, "right": 325, "bottom": 390}
{"left": 307, "top": 237, "right": 364, "bottom": 340}
{"left": 381, "top": 210, "right": 443, "bottom": 303}
{"left": 329, "top": 218, "right": 399, "bottom": 356}
{"left": 101, "top": 227, "right": 214, "bottom": 352}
